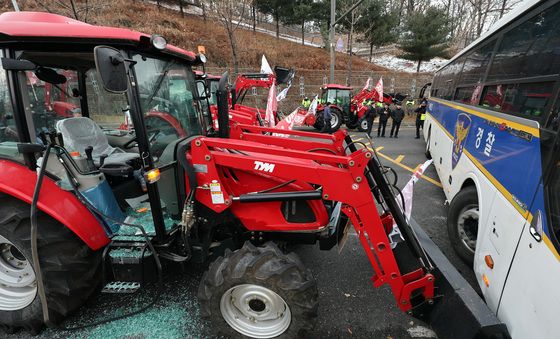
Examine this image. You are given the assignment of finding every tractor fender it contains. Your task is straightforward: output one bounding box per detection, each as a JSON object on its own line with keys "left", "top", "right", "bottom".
{"left": 0, "top": 160, "right": 110, "bottom": 250}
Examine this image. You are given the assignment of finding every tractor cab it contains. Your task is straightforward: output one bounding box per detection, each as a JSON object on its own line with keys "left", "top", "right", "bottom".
{"left": 320, "top": 84, "right": 352, "bottom": 115}
{"left": 0, "top": 12, "right": 209, "bottom": 264}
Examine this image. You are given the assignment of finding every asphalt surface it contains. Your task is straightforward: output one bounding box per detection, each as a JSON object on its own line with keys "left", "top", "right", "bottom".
{"left": 5, "top": 125, "right": 478, "bottom": 339}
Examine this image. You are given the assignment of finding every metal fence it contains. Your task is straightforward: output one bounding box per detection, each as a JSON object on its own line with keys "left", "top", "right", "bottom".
{"left": 206, "top": 67, "right": 432, "bottom": 113}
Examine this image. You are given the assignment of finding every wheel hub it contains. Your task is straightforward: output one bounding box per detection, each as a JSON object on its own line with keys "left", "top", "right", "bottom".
{"left": 0, "top": 235, "right": 37, "bottom": 311}
{"left": 220, "top": 284, "right": 291, "bottom": 338}
{"left": 457, "top": 206, "right": 479, "bottom": 253}
{"left": 360, "top": 119, "right": 368, "bottom": 130}
{"left": 331, "top": 114, "right": 339, "bottom": 128}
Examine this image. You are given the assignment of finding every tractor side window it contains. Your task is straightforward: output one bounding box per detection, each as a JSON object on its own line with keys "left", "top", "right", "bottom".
{"left": 0, "top": 53, "right": 20, "bottom": 159}
{"left": 84, "top": 69, "right": 129, "bottom": 129}
{"left": 132, "top": 54, "right": 202, "bottom": 163}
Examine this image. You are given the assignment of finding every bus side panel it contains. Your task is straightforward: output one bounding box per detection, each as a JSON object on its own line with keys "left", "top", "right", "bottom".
{"left": 426, "top": 98, "right": 547, "bottom": 314}
{"left": 497, "top": 183, "right": 560, "bottom": 339}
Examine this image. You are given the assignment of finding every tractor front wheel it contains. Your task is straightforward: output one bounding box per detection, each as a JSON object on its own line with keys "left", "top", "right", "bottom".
{"left": 198, "top": 241, "right": 318, "bottom": 338}
{"left": 357, "top": 117, "right": 370, "bottom": 132}
{"left": 0, "top": 195, "right": 101, "bottom": 334}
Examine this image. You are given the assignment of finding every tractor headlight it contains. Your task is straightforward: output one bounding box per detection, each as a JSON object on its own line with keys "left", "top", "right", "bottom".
{"left": 150, "top": 35, "right": 167, "bottom": 50}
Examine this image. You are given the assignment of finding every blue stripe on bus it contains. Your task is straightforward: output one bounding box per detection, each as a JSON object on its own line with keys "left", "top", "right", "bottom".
{"left": 427, "top": 99, "right": 558, "bottom": 246}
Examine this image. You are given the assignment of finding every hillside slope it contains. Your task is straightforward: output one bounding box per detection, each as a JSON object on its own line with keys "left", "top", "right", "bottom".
{"left": 2, "top": 0, "right": 389, "bottom": 72}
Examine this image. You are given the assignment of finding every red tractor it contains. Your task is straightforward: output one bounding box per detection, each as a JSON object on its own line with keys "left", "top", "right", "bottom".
{"left": 0, "top": 11, "right": 507, "bottom": 339}
{"left": 312, "top": 82, "right": 406, "bottom": 132}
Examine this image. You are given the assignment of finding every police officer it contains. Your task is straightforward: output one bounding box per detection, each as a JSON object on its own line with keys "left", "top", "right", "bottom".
{"left": 377, "top": 102, "right": 390, "bottom": 137}
{"left": 302, "top": 96, "right": 311, "bottom": 109}
{"left": 415, "top": 101, "right": 427, "bottom": 139}
{"left": 390, "top": 103, "right": 405, "bottom": 138}
{"left": 321, "top": 102, "right": 332, "bottom": 133}
{"left": 364, "top": 102, "right": 377, "bottom": 136}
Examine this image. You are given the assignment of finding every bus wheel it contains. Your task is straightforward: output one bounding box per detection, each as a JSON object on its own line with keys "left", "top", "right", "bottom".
{"left": 447, "top": 186, "right": 478, "bottom": 264}
{"left": 198, "top": 241, "right": 318, "bottom": 338}
{"left": 0, "top": 196, "right": 101, "bottom": 333}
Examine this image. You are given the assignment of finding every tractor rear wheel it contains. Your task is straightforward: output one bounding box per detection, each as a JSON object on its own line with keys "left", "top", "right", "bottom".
{"left": 198, "top": 241, "right": 318, "bottom": 338}
{"left": 330, "top": 108, "right": 343, "bottom": 131}
{"left": 0, "top": 195, "right": 101, "bottom": 334}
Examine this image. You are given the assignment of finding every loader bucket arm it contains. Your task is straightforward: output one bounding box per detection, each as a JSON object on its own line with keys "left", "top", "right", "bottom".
{"left": 188, "top": 136, "right": 435, "bottom": 313}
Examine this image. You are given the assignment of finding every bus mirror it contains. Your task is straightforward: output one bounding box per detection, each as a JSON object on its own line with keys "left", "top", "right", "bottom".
{"left": 94, "top": 46, "right": 128, "bottom": 94}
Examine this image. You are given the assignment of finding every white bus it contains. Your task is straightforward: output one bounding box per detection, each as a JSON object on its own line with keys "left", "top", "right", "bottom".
{"left": 423, "top": 0, "right": 560, "bottom": 338}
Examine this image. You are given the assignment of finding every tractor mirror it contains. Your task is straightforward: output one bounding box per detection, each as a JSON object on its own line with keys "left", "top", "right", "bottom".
{"left": 94, "top": 46, "right": 128, "bottom": 93}
{"left": 1, "top": 58, "right": 36, "bottom": 71}
{"left": 35, "top": 67, "right": 67, "bottom": 85}
{"left": 195, "top": 80, "right": 210, "bottom": 100}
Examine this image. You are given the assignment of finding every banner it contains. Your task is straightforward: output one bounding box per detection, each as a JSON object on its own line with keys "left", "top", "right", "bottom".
{"left": 374, "top": 77, "right": 383, "bottom": 102}
{"left": 260, "top": 55, "right": 273, "bottom": 75}
{"left": 265, "top": 83, "right": 277, "bottom": 127}
{"left": 388, "top": 159, "right": 434, "bottom": 248}
{"left": 273, "top": 96, "right": 318, "bottom": 136}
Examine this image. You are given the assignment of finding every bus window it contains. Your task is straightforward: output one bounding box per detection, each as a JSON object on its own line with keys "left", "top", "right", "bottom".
{"left": 459, "top": 40, "right": 496, "bottom": 85}
{"left": 454, "top": 86, "right": 479, "bottom": 105}
{"left": 487, "top": 3, "right": 560, "bottom": 81}
{"left": 480, "top": 82, "right": 554, "bottom": 119}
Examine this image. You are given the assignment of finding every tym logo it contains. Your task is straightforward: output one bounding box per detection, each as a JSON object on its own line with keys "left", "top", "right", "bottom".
{"left": 254, "top": 161, "right": 275, "bottom": 173}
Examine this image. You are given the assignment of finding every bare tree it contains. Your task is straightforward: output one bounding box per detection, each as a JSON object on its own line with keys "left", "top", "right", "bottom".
{"left": 205, "top": 0, "right": 248, "bottom": 75}
{"left": 27, "top": 0, "right": 107, "bottom": 23}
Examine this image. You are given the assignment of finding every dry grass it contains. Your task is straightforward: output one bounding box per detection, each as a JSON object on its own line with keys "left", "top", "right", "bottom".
{"left": 3, "top": 0, "right": 389, "bottom": 72}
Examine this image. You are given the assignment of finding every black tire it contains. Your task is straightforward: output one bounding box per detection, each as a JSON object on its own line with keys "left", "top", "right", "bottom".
{"left": 198, "top": 241, "right": 318, "bottom": 338}
{"left": 330, "top": 108, "right": 343, "bottom": 131}
{"left": 0, "top": 195, "right": 101, "bottom": 334}
{"left": 425, "top": 127, "right": 432, "bottom": 159}
{"left": 346, "top": 117, "right": 358, "bottom": 130}
{"left": 357, "top": 117, "right": 369, "bottom": 132}
{"left": 447, "top": 186, "right": 478, "bottom": 265}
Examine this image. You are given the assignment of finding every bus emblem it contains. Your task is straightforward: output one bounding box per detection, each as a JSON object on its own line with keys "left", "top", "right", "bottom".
{"left": 452, "top": 113, "right": 472, "bottom": 169}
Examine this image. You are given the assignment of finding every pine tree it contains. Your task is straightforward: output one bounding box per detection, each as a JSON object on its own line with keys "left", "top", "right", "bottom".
{"left": 400, "top": 6, "right": 451, "bottom": 72}
{"left": 254, "top": 0, "right": 289, "bottom": 39}
{"left": 356, "top": 0, "right": 399, "bottom": 62}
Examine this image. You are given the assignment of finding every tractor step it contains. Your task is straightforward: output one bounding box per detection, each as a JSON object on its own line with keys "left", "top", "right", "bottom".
{"left": 102, "top": 241, "right": 157, "bottom": 293}
{"left": 102, "top": 281, "right": 141, "bottom": 294}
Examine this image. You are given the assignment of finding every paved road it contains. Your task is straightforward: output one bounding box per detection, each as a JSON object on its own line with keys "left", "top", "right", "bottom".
{"left": 5, "top": 126, "right": 478, "bottom": 339}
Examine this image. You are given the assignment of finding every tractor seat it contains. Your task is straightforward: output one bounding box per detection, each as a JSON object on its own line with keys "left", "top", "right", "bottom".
{"left": 56, "top": 117, "right": 139, "bottom": 167}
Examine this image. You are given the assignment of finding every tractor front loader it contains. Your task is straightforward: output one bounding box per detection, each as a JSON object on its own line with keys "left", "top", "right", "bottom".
{"left": 0, "top": 12, "right": 507, "bottom": 339}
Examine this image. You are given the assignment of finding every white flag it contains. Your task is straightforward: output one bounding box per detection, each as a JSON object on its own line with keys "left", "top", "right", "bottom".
{"left": 362, "top": 78, "right": 371, "bottom": 92}
{"left": 260, "top": 55, "right": 273, "bottom": 75}
{"left": 276, "top": 85, "right": 291, "bottom": 102}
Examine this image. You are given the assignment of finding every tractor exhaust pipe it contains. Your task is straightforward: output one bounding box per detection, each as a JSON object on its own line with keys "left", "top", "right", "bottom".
{"left": 216, "top": 71, "right": 230, "bottom": 138}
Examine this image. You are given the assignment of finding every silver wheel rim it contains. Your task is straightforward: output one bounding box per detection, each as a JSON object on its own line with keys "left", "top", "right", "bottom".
{"left": 457, "top": 205, "right": 479, "bottom": 253}
{"left": 331, "top": 113, "right": 339, "bottom": 128}
{"left": 220, "top": 284, "right": 291, "bottom": 338}
{"left": 360, "top": 119, "right": 368, "bottom": 130}
{"left": 0, "top": 235, "right": 37, "bottom": 310}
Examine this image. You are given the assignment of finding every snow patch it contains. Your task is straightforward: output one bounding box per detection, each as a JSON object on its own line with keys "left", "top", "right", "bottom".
{"left": 407, "top": 325, "right": 438, "bottom": 338}
{"left": 370, "top": 54, "right": 448, "bottom": 73}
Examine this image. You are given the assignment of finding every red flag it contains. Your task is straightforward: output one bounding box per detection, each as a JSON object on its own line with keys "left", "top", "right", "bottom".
{"left": 374, "top": 77, "right": 383, "bottom": 102}
{"left": 265, "top": 83, "right": 277, "bottom": 127}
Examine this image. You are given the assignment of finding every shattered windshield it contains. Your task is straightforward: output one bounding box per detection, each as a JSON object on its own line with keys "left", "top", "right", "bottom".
{"left": 132, "top": 54, "right": 202, "bottom": 137}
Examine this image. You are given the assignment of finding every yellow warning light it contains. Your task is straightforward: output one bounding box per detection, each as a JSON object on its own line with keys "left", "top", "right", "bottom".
{"left": 144, "top": 168, "right": 160, "bottom": 184}
{"left": 485, "top": 255, "right": 494, "bottom": 269}
{"left": 198, "top": 45, "right": 206, "bottom": 54}
{"left": 482, "top": 274, "right": 490, "bottom": 287}
{"left": 70, "top": 151, "right": 81, "bottom": 157}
